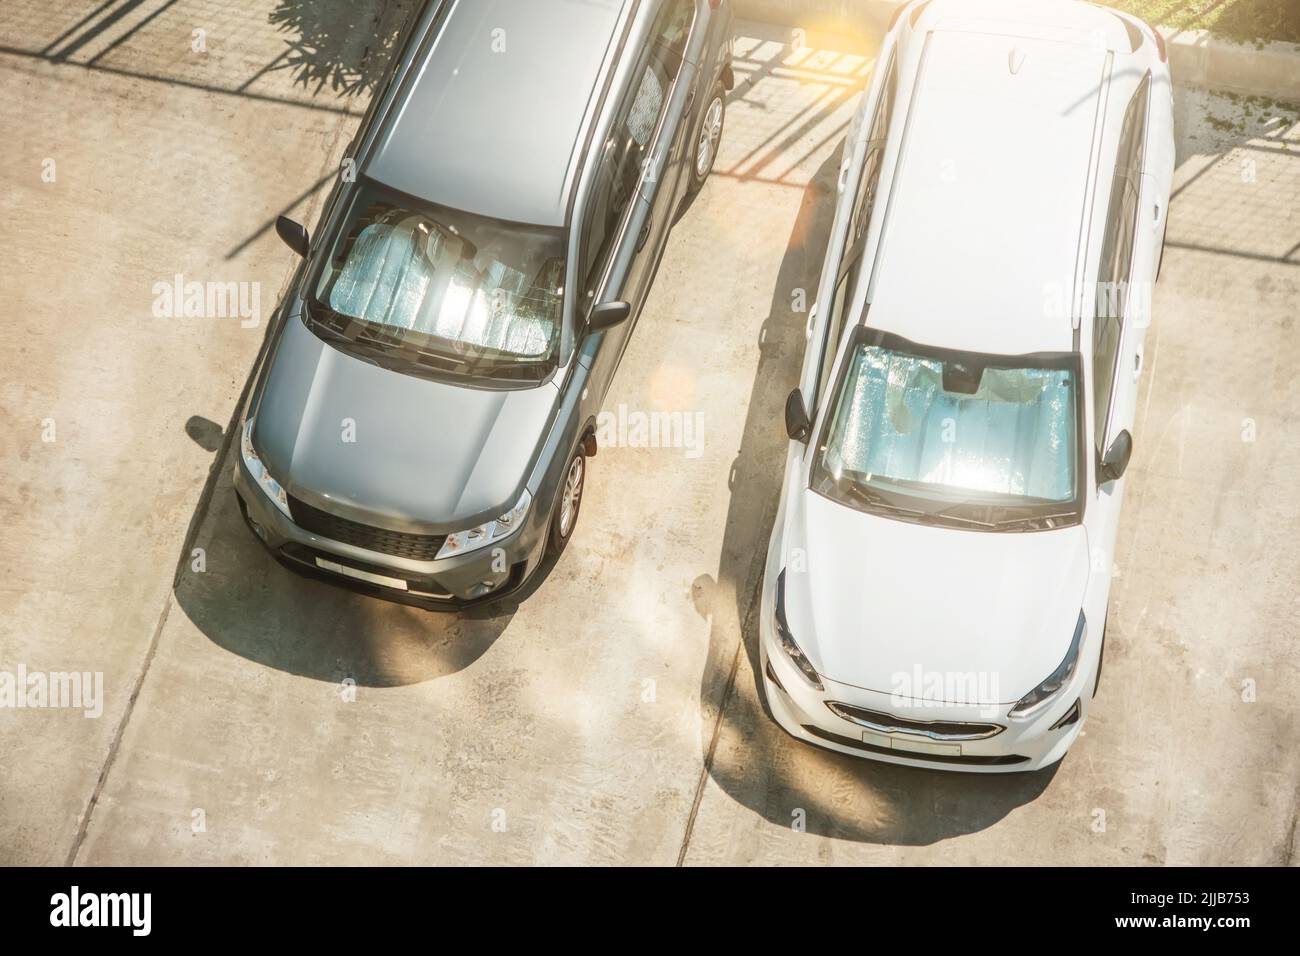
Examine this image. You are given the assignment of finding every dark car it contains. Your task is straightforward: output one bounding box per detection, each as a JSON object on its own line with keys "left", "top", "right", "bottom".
{"left": 235, "top": 0, "right": 734, "bottom": 607}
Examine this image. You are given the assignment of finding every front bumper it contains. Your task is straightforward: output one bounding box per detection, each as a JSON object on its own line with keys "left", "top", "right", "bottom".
{"left": 757, "top": 579, "right": 1088, "bottom": 774}
{"left": 234, "top": 453, "right": 548, "bottom": 611}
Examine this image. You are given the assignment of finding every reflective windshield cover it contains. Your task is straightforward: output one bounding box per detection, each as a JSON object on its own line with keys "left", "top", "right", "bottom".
{"left": 812, "top": 330, "right": 1083, "bottom": 530}
{"left": 308, "top": 179, "right": 566, "bottom": 384}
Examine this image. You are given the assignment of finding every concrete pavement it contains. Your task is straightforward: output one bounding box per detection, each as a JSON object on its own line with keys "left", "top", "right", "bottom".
{"left": 0, "top": 0, "right": 414, "bottom": 864}
{"left": 1, "top": 2, "right": 1296, "bottom": 866}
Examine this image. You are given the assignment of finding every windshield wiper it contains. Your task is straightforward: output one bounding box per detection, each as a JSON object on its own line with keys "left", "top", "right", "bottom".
{"left": 410, "top": 346, "right": 471, "bottom": 371}
{"left": 992, "top": 511, "right": 1078, "bottom": 531}
{"left": 305, "top": 318, "right": 392, "bottom": 368}
{"left": 837, "top": 483, "right": 943, "bottom": 523}
{"left": 836, "top": 483, "right": 1000, "bottom": 529}
{"left": 838, "top": 482, "right": 909, "bottom": 512}
{"left": 916, "top": 505, "right": 997, "bottom": 530}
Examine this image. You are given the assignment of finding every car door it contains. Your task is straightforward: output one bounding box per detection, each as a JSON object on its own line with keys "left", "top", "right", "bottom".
{"left": 800, "top": 52, "right": 896, "bottom": 417}
{"left": 1122, "top": 73, "right": 1157, "bottom": 399}
{"left": 1092, "top": 72, "right": 1151, "bottom": 478}
{"left": 621, "top": 0, "right": 699, "bottom": 313}
{"left": 1087, "top": 73, "right": 1152, "bottom": 580}
{"left": 575, "top": 0, "right": 694, "bottom": 410}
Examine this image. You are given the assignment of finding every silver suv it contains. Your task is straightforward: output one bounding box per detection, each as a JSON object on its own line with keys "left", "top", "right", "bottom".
{"left": 236, "top": 0, "right": 735, "bottom": 607}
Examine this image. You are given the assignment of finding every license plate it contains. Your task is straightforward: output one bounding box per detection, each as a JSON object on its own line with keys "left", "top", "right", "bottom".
{"left": 892, "top": 737, "right": 962, "bottom": 757}
{"left": 862, "top": 730, "right": 961, "bottom": 757}
{"left": 315, "top": 557, "right": 408, "bottom": 591}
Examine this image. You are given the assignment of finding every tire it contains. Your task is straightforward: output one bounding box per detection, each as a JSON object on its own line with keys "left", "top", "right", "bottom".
{"left": 686, "top": 79, "right": 726, "bottom": 194}
{"left": 547, "top": 448, "right": 586, "bottom": 555}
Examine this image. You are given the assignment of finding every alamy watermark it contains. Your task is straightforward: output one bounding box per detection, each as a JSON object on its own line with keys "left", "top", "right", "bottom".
{"left": 50, "top": 886, "right": 150, "bottom": 936}
{"left": 1043, "top": 279, "right": 1154, "bottom": 328}
{"left": 0, "top": 664, "right": 103, "bottom": 718}
{"left": 151, "top": 273, "right": 260, "bottom": 328}
{"left": 891, "top": 666, "right": 1002, "bottom": 719}
{"left": 595, "top": 403, "right": 704, "bottom": 459}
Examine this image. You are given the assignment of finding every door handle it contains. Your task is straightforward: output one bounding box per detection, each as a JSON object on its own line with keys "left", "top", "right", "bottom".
{"left": 636, "top": 220, "right": 651, "bottom": 252}
{"left": 1133, "top": 348, "right": 1144, "bottom": 381}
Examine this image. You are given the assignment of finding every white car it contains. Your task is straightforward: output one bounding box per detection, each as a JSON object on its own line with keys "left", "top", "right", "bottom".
{"left": 759, "top": 0, "right": 1175, "bottom": 772}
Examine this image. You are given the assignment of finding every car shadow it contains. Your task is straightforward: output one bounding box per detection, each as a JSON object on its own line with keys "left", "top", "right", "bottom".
{"left": 172, "top": 457, "right": 524, "bottom": 687}
{"left": 692, "top": 148, "right": 1059, "bottom": 846}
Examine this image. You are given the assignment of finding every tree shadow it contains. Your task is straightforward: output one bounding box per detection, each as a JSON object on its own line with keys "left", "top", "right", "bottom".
{"left": 1147, "top": 0, "right": 1300, "bottom": 45}
{"left": 693, "top": 147, "right": 1058, "bottom": 846}
{"left": 267, "top": 0, "right": 417, "bottom": 98}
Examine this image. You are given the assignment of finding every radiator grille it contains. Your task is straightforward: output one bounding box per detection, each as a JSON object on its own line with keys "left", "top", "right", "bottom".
{"left": 288, "top": 496, "right": 447, "bottom": 561}
{"left": 826, "top": 702, "right": 1003, "bottom": 741}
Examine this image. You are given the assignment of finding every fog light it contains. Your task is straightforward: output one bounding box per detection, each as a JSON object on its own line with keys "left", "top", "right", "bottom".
{"left": 1049, "top": 698, "right": 1081, "bottom": 731}
{"left": 764, "top": 659, "right": 786, "bottom": 694}
{"left": 465, "top": 578, "right": 503, "bottom": 599}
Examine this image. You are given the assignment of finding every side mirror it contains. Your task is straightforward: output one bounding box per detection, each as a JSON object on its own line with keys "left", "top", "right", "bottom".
{"left": 785, "top": 388, "right": 812, "bottom": 443}
{"left": 276, "top": 216, "right": 310, "bottom": 258}
{"left": 1099, "top": 429, "right": 1133, "bottom": 484}
{"left": 588, "top": 300, "right": 631, "bottom": 332}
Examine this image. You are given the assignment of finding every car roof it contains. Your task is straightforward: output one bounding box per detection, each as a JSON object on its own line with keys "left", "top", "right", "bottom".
{"left": 868, "top": 27, "right": 1110, "bottom": 355}
{"left": 915, "top": 0, "right": 1135, "bottom": 50}
{"left": 366, "top": 0, "right": 629, "bottom": 228}
{"left": 867, "top": 0, "right": 1149, "bottom": 356}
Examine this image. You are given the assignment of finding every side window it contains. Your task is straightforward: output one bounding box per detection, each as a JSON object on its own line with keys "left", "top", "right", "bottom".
{"left": 627, "top": 0, "right": 694, "bottom": 175}
{"left": 1091, "top": 73, "right": 1150, "bottom": 456}
{"left": 652, "top": 0, "right": 693, "bottom": 72}
{"left": 814, "top": 59, "right": 893, "bottom": 404}
{"left": 578, "top": 0, "right": 695, "bottom": 304}
{"left": 846, "top": 57, "right": 896, "bottom": 247}
{"left": 816, "top": 252, "right": 862, "bottom": 406}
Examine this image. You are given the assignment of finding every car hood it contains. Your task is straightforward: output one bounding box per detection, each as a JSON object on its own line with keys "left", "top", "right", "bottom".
{"left": 252, "top": 313, "right": 559, "bottom": 530}
{"left": 784, "top": 489, "right": 1091, "bottom": 704}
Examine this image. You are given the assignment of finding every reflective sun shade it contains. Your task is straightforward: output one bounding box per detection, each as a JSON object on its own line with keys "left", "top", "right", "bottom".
{"left": 824, "top": 345, "right": 1077, "bottom": 503}
{"left": 313, "top": 182, "right": 566, "bottom": 373}
{"left": 325, "top": 214, "right": 559, "bottom": 357}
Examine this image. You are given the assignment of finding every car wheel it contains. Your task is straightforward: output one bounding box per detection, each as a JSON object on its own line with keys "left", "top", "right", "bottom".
{"left": 548, "top": 448, "right": 586, "bottom": 555}
{"left": 687, "top": 79, "right": 726, "bottom": 194}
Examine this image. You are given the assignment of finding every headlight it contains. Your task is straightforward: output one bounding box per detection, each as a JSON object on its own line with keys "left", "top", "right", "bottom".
{"left": 436, "top": 490, "right": 532, "bottom": 560}
{"left": 240, "top": 418, "right": 291, "bottom": 518}
{"left": 774, "top": 569, "right": 823, "bottom": 690}
{"left": 1009, "top": 611, "right": 1086, "bottom": 719}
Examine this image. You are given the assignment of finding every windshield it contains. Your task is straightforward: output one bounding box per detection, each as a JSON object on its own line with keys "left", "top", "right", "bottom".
{"left": 811, "top": 330, "right": 1083, "bottom": 530}
{"left": 307, "top": 179, "right": 566, "bottom": 384}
